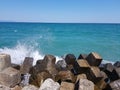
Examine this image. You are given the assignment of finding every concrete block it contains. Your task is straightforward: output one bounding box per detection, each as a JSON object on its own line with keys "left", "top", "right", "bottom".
{"left": 0, "top": 67, "right": 21, "bottom": 87}
{"left": 0, "top": 54, "right": 11, "bottom": 71}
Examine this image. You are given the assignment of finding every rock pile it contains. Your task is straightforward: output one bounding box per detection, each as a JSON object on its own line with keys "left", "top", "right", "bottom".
{"left": 0, "top": 52, "right": 119, "bottom": 90}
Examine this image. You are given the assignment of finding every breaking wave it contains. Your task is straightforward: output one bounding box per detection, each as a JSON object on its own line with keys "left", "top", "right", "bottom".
{"left": 0, "top": 42, "right": 62, "bottom": 65}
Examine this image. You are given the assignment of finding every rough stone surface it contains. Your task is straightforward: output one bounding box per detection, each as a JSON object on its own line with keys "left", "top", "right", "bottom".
{"left": 20, "top": 57, "right": 33, "bottom": 74}
{"left": 11, "top": 63, "right": 20, "bottom": 70}
{"left": 86, "top": 52, "right": 102, "bottom": 66}
{"left": 76, "top": 74, "right": 87, "bottom": 83}
{"left": 96, "top": 79, "right": 107, "bottom": 90}
{"left": 109, "top": 79, "right": 120, "bottom": 90}
{"left": 100, "top": 71, "right": 108, "bottom": 81}
{"left": 78, "top": 54, "right": 88, "bottom": 59}
{"left": 65, "top": 54, "right": 76, "bottom": 65}
{"left": 22, "top": 85, "right": 38, "bottom": 90}
{"left": 105, "top": 63, "right": 114, "bottom": 72}
{"left": 86, "top": 66, "right": 102, "bottom": 83}
{"left": 78, "top": 79, "right": 94, "bottom": 90}
{"left": 60, "top": 82, "right": 74, "bottom": 90}
{"left": 56, "top": 70, "right": 75, "bottom": 83}
{"left": 74, "top": 59, "right": 90, "bottom": 74}
{"left": 0, "top": 84, "right": 11, "bottom": 90}
{"left": 29, "top": 71, "right": 52, "bottom": 87}
{"left": 39, "top": 78, "right": 60, "bottom": 90}
{"left": 43, "top": 55, "right": 58, "bottom": 76}
{"left": 0, "top": 54, "right": 11, "bottom": 71}
{"left": 0, "top": 67, "right": 21, "bottom": 87}
{"left": 11, "top": 85, "right": 22, "bottom": 90}
{"left": 104, "top": 68, "right": 119, "bottom": 82}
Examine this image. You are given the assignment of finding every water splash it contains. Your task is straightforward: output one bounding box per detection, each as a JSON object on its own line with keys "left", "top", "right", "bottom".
{"left": 0, "top": 42, "right": 62, "bottom": 65}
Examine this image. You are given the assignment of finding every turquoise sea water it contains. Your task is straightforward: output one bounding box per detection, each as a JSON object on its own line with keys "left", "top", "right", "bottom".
{"left": 0, "top": 22, "right": 120, "bottom": 64}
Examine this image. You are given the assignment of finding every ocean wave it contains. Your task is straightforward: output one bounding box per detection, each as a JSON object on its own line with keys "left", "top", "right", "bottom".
{"left": 0, "top": 43, "right": 62, "bottom": 65}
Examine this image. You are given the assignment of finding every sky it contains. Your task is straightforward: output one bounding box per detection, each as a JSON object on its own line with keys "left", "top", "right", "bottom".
{"left": 0, "top": 0, "right": 120, "bottom": 23}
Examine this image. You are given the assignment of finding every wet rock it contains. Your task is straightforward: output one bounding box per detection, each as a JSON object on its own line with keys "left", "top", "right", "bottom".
{"left": 39, "top": 78, "right": 60, "bottom": 90}
{"left": 108, "top": 79, "right": 120, "bottom": 90}
{"left": 65, "top": 54, "right": 76, "bottom": 65}
{"left": 0, "top": 67, "right": 21, "bottom": 87}
{"left": 78, "top": 54, "right": 88, "bottom": 59}
{"left": 29, "top": 70, "right": 52, "bottom": 87}
{"left": 0, "top": 54, "right": 11, "bottom": 71}
{"left": 86, "top": 52, "right": 102, "bottom": 66}
{"left": 78, "top": 79, "right": 94, "bottom": 90}
{"left": 20, "top": 57, "right": 33, "bottom": 74}
{"left": 0, "top": 84, "right": 11, "bottom": 90}
{"left": 86, "top": 66, "right": 102, "bottom": 83}
{"left": 56, "top": 70, "right": 75, "bottom": 83}
{"left": 60, "top": 81, "right": 75, "bottom": 90}
{"left": 74, "top": 59, "right": 90, "bottom": 74}
{"left": 76, "top": 74, "right": 87, "bottom": 83}
{"left": 22, "top": 85, "right": 38, "bottom": 90}
{"left": 114, "top": 61, "right": 120, "bottom": 68}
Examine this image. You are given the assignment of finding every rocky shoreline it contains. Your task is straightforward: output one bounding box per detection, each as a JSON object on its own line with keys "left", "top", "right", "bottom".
{"left": 0, "top": 52, "right": 120, "bottom": 90}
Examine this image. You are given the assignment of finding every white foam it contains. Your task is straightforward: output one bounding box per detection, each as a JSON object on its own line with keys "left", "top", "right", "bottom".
{"left": 0, "top": 43, "right": 62, "bottom": 65}
{"left": 0, "top": 43, "right": 44, "bottom": 65}
{"left": 102, "top": 59, "right": 114, "bottom": 64}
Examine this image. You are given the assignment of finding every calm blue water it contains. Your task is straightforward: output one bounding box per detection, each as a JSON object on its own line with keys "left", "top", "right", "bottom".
{"left": 0, "top": 22, "right": 120, "bottom": 64}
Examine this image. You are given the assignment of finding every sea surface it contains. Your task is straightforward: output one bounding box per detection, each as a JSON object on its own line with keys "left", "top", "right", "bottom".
{"left": 0, "top": 22, "right": 120, "bottom": 65}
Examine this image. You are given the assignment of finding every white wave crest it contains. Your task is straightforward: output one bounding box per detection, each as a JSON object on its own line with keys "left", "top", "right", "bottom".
{"left": 0, "top": 43, "right": 62, "bottom": 65}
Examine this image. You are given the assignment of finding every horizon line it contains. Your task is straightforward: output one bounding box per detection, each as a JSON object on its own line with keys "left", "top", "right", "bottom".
{"left": 0, "top": 21, "right": 120, "bottom": 24}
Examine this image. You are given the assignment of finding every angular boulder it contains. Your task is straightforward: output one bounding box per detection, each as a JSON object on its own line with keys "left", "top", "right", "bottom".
{"left": 100, "top": 71, "right": 108, "bottom": 82}
{"left": 29, "top": 70, "right": 52, "bottom": 87}
{"left": 43, "top": 55, "right": 58, "bottom": 76}
{"left": 56, "top": 70, "right": 75, "bottom": 83}
{"left": 104, "top": 63, "right": 114, "bottom": 72}
{"left": 78, "top": 54, "right": 88, "bottom": 59}
{"left": 74, "top": 59, "right": 90, "bottom": 74}
{"left": 86, "top": 66, "right": 102, "bottom": 83}
{"left": 108, "top": 79, "right": 120, "bottom": 90}
{"left": 0, "top": 54, "right": 11, "bottom": 71}
{"left": 78, "top": 79, "right": 94, "bottom": 90}
{"left": 86, "top": 52, "right": 102, "bottom": 66}
{"left": 114, "top": 67, "right": 120, "bottom": 78}
{"left": 0, "top": 67, "right": 21, "bottom": 87}
{"left": 96, "top": 79, "right": 107, "bottom": 90}
{"left": 20, "top": 57, "right": 33, "bottom": 74}
{"left": 60, "top": 81, "right": 75, "bottom": 90}
{"left": 65, "top": 54, "right": 76, "bottom": 65}
{"left": 76, "top": 74, "right": 87, "bottom": 83}
{"left": 39, "top": 78, "right": 60, "bottom": 90}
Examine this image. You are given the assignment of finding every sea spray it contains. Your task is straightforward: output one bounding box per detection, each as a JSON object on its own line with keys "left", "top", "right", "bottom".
{"left": 0, "top": 43, "right": 62, "bottom": 65}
